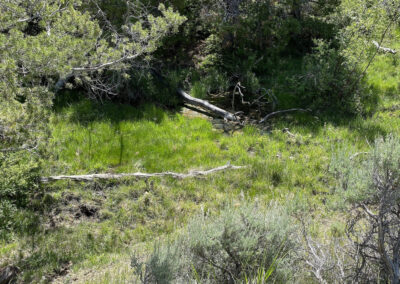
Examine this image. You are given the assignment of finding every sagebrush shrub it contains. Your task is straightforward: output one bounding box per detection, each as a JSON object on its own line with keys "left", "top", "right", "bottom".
{"left": 327, "top": 135, "right": 400, "bottom": 282}
{"left": 132, "top": 202, "right": 297, "bottom": 283}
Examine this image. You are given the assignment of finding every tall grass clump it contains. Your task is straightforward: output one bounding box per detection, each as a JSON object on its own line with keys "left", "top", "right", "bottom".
{"left": 132, "top": 202, "right": 297, "bottom": 283}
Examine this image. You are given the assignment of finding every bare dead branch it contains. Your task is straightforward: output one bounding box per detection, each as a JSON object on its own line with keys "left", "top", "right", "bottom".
{"left": 41, "top": 163, "right": 246, "bottom": 183}
{"left": 372, "top": 41, "right": 397, "bottom": 54}
{"left": 259, "top": 108, "right": 311, "bottom": 123}
{"left": 231, "top": 81, "right": 249, "bottom": 111}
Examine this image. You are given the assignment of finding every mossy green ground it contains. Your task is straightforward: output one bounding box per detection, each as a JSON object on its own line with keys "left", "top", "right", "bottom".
{"left": 2, "top": 52, "right": 400, "bottom": 283}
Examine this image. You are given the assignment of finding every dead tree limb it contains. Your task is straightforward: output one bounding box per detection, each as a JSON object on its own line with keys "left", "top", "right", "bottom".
{"left": 177, "top": 88, "right": 238, "bottom": 121}
{"left": 41, "top": 163, "right": 245, "bottom": 183}
{"left": 231, "top": 81, "right": 249, "bottom": 111}
{"left": 259, "top": 108, "right": 310, "bottom": 123}
{"left": 372, "top": 41, "right": 397, "bottom": 54}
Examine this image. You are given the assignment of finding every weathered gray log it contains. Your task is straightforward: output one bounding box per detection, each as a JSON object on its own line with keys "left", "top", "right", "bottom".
{"left": 177, "top": 88, "right": 238, "bottom": 121}
{"left": 372, "top": 40, "right": 397, "bottom": 54}
{"left": 41, "top": 163, "right": 245, "bottom": 183}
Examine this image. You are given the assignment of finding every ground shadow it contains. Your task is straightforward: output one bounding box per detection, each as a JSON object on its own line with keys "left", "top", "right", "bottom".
{"left": 53, "top": 90, "right": 170, "bottom": 126}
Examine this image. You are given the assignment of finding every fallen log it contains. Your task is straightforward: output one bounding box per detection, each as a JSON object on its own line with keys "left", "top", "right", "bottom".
{"left": 177, "top": 88, "right": 238, "bottom": 121}
{"left": 372, "top": 40, "right": 397, "bottom": 54}
{"left": 260, "top": 108, "right": 310, "bottom": 123}
{"left": 41, "top": 163, "right": 245, "bottom": 183}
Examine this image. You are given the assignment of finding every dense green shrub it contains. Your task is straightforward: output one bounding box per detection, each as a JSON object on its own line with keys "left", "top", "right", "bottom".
{"left": 132, "top": 202, "right": 297, "bottom": 283}
{"left": 0, "top": 152, "right": 41, "bottom": 238}
{"left": 293, "top": 40, "right": 378, "bottom": 115}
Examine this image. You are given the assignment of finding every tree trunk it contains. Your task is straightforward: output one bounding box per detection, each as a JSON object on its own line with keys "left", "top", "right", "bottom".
{"left": 177, "top": 89, "right": 238, "bottom": 121}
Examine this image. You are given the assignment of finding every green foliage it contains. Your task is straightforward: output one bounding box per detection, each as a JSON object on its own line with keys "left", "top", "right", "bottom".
{"left": 331, "top": 135, "right": 400, "bottom": 206}
{"left": 0, "top": 0, "right": 186, "bottom": 149}
{"left": 185, "top": 202, "right": 296, "bottom": 282}
{"left": 191, "top": 81, "right": 208, "bottom": 99}
{"left": 328, "top": 135, "right": 400, "bottom": 282}
{"left": 0, "top": 0, "right": 186, "bottom": 242}
{"left": 3, "top": 0, "right": 400, "bottom": 282}
{"left": 132, "top": 242, "right": 183, "bottom": 284}
{"left": 293, "top": 39, "right": 378, "bottom": 115}
{"left": 5, "top": 86, "right": 400, "bottom": 281}
{"left": 133, "top": 202, "right": 297, "bottom": 283}
{"left": 0, "top": 152, "right": 40, "bottom": 238}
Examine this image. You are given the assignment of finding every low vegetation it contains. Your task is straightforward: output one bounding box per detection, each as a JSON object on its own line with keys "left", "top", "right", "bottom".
{"left": 2, "top": 0, "right": 400, "bottom": 283}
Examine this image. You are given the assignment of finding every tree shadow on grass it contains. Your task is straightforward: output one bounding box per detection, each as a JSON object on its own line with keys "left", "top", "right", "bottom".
{"left": 53, "top": 89, "right": 391, "bottom": 147}
{"left": 264, "top": 110, "right": 389, "bottom": 144}
{"left": 53, "top": 90, "right": 169, "bottom": 126}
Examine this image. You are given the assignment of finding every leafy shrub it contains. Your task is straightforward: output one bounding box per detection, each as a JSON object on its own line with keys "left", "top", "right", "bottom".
{"left": 132, "top": 242, "right": 184, "bottom": 284}
{"left": 132, "top": 202, "right": 297, "bottom": 283}
{"left": 0, "top": 152, "right": 41, "bottom": 238}
{"left": 294, "top": 39, "right": 378, "bottom": 115}
{"left": 327, "top": 135, "right": 400, "bottom": 282}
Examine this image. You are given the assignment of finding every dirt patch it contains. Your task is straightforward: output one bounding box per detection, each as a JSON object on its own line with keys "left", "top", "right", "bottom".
{"left": 78, "top": 204, "right": 99, "bottom": 218}
{"left": 47, "top": 191, "right": 103, "bottom": 228}
{"left": 181, "top": 107, "right": 211, "bottom": 120}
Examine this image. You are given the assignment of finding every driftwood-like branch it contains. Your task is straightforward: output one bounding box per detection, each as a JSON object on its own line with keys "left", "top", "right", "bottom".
{"left": 41, "top": 163, "right": 245, "bottom": 183}
{"left": 372, "top": 41, "right": 397, "bottom": 54}
{"left": 260, "top": 108, "right": 310, "bottom": 123}
{"left": 177, "top": 88, "right": 238, "bottom": 121}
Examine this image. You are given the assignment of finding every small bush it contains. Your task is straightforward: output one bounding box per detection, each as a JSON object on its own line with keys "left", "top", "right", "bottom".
{"left": 0, "top": 151, "right": 41, "bottom": 239}
{"left": 294, "top": 39, "right": 378, "bottom": 115}
{"left": 132, "top": 202, "right": 297, "bottom": 283}
{"left": 326, "top": 135, "right": 400, "bottom": 282}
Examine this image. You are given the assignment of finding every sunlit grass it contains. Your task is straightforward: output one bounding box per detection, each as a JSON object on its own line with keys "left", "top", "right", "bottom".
{"left": 5, "top": 51, "right": 400, "bottom": 282}
{"left": 3, "top": 93, "right": 398, "bottom": 282}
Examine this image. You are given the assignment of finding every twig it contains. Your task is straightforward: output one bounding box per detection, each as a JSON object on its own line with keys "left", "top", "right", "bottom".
{"left": 231, "top": 81, "right": 249, "bottom": 111}
{"left": 282, "top": 128, "right": 296, "bottom": 138}
{"left": 41, "top": 163, "right": 246, "bottom": 183}
{"left": 260, "top": 108, "right": 311, "bottom": 123}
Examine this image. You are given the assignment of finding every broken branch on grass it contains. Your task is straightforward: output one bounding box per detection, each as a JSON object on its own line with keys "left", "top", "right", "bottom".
{"left": 41, "top": 163, "right": 246, "bottom": 183}
{"left": 259, "top": 108, "right": 311, "bottom": 123}
{"left": 372, "top": 41, "right": 397, "bottom": 54}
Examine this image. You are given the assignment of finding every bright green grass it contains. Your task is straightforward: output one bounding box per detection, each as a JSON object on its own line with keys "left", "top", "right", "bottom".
{"left": 366, "top": 29, "right": 400, "bottom": 96}
{"left": 3, "top": 52, "right": 400, "bottom": 282}
{"left": 4, "top": 93, "right": 397, "bottom": 282}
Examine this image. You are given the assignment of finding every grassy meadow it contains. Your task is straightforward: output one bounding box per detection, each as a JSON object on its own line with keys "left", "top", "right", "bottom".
{"left": 1, "top": 50, "right": 400, "bottom": 283}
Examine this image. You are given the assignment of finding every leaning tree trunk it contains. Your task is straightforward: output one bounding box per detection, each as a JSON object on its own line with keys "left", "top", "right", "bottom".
{"left": 177, "top": 89, "right": 238, "bottom": 121}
